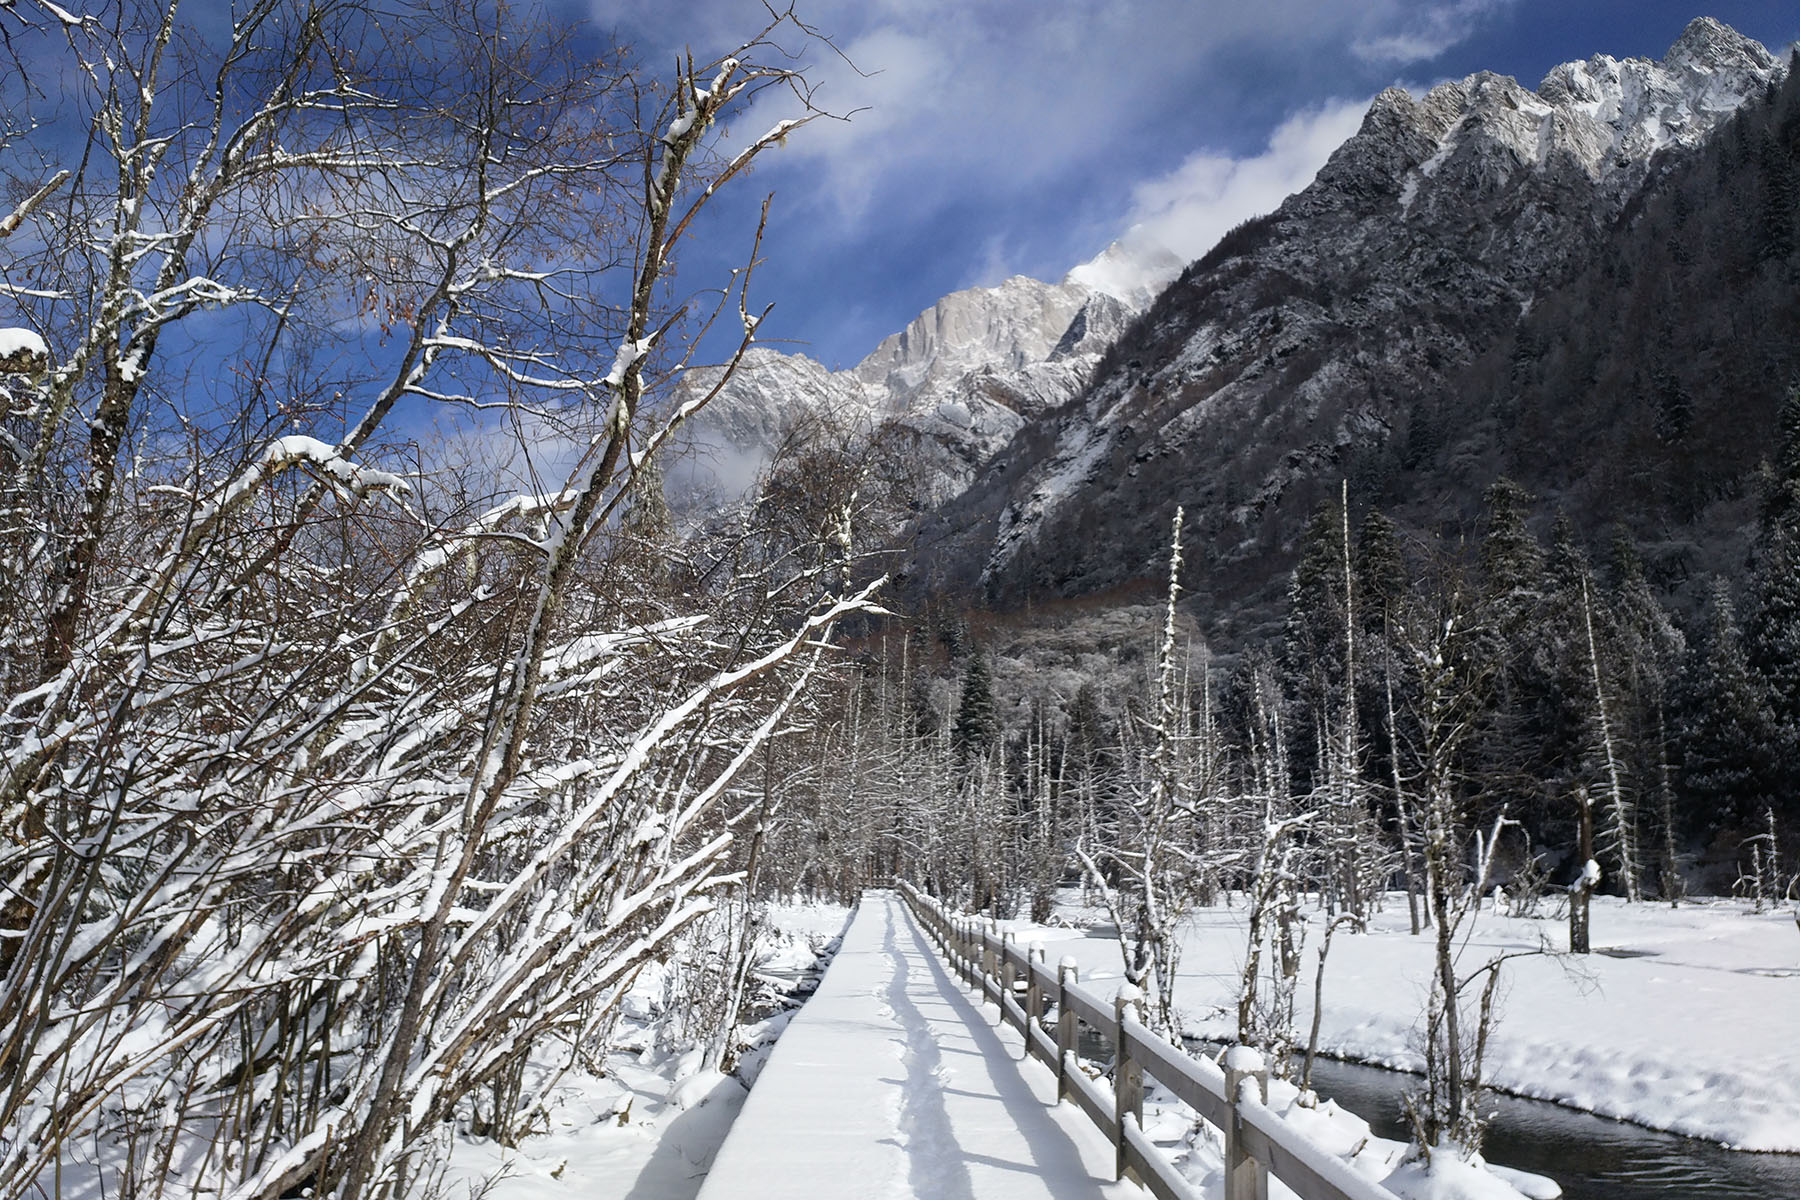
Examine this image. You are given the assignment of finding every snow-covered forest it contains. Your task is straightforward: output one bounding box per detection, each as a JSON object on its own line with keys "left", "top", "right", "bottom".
{"left": 3, "top": 2, "right": 1799, "bottom": 1198}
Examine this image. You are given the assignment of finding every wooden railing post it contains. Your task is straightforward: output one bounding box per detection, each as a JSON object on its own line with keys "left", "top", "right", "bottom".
{"left": 1055, "top": 957, "right": 1078, "bottom": 1102}
{"left": 1026, "top": 942, "right": 1045, "bottom": 1028}
{"left": 1223, "top": 1045, "right": 1271, "bottom": 1200}
{"left": 1000, "top": 931, "right": 1017, "bottom": 1020}
{"left": 983, "top": 921, "right": 998, "bottom": 980}
{"left": 1113, "top": 985, "right": 1144, "bottom": 1183}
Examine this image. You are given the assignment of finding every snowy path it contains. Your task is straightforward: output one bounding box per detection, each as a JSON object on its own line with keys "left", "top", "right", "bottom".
{"left": 697, "top": 890, "right": 1144, "bottom": 1199}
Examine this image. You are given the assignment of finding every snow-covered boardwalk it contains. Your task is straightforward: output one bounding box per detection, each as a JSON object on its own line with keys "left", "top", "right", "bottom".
{"left": 698, "top": 889, "right": 1144, "bottom": 1199}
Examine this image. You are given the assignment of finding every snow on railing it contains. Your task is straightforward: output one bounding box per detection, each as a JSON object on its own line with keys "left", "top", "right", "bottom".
{"left": 896, "top": 881, "right": 1402, "bottom": 1200}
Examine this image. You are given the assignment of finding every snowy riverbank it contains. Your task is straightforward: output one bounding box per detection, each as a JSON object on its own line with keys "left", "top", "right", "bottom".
{"left": 1030, "top": 893, "right": 1800, "bottom": 1153}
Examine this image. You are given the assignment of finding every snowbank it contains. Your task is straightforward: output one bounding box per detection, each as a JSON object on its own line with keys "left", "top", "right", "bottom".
{"left": 438, "top": 899, "right": 853, "bottom": 1199}
{"left": 1038, "top": 894, "right": 1800, "bottom": 1153}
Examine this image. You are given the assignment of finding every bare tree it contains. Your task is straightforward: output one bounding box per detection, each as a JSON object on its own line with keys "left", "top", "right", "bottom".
{"left": 1390, "top": 568, "right": 1498, "bottom": 1157}
{"left": 1580, "top": 575, "right": 1640, "bottom": 900}
{"left": 0, "top": 4, "right": 873, "bottom": 1197}
{"left": 1075, "top": 508, "right": 1215, "bottom": 1032}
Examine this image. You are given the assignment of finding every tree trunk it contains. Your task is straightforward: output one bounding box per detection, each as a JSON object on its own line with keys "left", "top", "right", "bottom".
{"left": 1570, "top": 787, "right": 1594, "bottom": 955}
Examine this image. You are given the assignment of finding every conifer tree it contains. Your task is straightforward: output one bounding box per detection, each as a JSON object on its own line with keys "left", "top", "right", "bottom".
{"left": 953, "top": 642, "right": 998, "bottom": 764}
{"left": 1472, "top": 479, "right": 1551, "bottom": 829}
{"left": 1284, "top": 502, "right": 1349, "bottom": 680}
{"left": 1355, "top": 508, "right": 1407, "bottom": 629}
{"left": 1681, "top": 579, "right": 1782, "bottom": 834}
{"left": 1283, "top": 500, "right": 1350, "bottom": 794}
{"left": 1747, "top": 385, "right": 1800, "bottom": 820}
{"left": 1537, "top": 515, "right": 1599, "bottom": 788}
{"left": 1479, "top": 478, "right": 1545, "bottom": 617}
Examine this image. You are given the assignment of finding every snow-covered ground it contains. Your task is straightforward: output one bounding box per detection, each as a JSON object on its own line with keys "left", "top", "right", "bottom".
{"left": 698, "top": 890, "right": 1142, "bottom": 1199}
{"left": 1025, "top": 893, "right": 1800, "bottom": 1153}
{"left": 436, "top": 899, "right": 852, "bottom": 1199}
{"left": 434, "top": 891, "right": 1796, "bottom": 1200}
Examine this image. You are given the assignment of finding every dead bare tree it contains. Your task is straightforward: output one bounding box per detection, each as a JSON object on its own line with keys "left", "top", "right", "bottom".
{"left": 1075, "top": 508, "right": 1216, "bottom": 1033}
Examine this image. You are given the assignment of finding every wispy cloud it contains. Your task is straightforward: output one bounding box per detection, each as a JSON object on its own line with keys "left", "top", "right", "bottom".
{"left": 588, "top": 0, "right": 1520, "bottom": 359}
{"left": 603, "top": 0, "right": 1515, "bottom": 227}
{"left": 1069, "top": 100, "right": 1371, "bottom": 298}
{"left": 1351, "top": 0, "right": 1516, "bottom": 65}
{"left": 964, "top": 232, "right": 1022, "bottom": 291}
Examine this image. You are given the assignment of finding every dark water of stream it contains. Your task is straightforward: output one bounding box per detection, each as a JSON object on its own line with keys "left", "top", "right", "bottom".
{"left": 1299, "top": 1054, "right": 1800, "bottom": 1200}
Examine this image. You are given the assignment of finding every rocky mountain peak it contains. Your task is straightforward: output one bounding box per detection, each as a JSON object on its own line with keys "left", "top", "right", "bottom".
{"left": 1277, "top": 21, "right": 1782, "bottom": 233}
{"left": 670, "top": 272, "right": 1138, "bottom": 514}
{"left": 1662, "top": 15, "right": 1779, "bottom": 75}
{"left": 1063, "top": 238, "right": 1185, "bottom": 308}
{"left": 850, "top": 275, "right": 1092, "bottom": 405}
{"left": 1528, "top": 22, "right": 1781, "bottom": 186}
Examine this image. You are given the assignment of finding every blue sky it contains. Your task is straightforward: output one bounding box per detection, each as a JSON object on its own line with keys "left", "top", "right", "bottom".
{"left": 593, "top": 1, "right": 1798, "bottom": 371}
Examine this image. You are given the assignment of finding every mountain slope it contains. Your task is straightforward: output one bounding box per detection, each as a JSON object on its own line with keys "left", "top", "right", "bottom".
{"left": 906, "top": 19, "right": 1793, "bottom": 635}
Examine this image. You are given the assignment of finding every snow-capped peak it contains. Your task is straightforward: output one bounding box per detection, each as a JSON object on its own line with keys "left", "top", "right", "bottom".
{"left": 1661, "top": 15, "right": 1779, "bottom": 76}
{"left": 1065, "top": 237, "right": 1185, "bottom": 308}
{"left": 1523, "top": 20, "right": 1779, "bottom": 185}
{"left": 850, "top": 274, "right": 1095, "bottom": 400}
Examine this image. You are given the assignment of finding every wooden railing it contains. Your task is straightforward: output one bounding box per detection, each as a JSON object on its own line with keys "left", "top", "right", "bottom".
{"left": 897, "top": 882, "right": 1401, "bottom": 1200}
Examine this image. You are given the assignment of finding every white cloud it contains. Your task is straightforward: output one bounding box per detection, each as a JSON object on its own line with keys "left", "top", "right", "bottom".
{"left": 585, "top": 0, "right": 1518, "bottom": 359}
{"left": 606, "top": 0, "right": 1515, "bottom": 224}
{"left": 1350, "top": 0, "right": 1514, "bottom": 66}
{"left": 1068, "top": 99, "right": 1370, "bottom": 299}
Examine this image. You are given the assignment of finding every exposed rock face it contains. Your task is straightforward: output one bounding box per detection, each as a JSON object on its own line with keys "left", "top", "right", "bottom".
{"left": 670, "top": 276, "right": 1132, "bottom": 509}
{"left": 852, "top": 275, "right": 1089, "bottom": 396}
{"left": 904, "top": 19, "right": 1786, "bottom": 616}
{"left": 670, "top": 19, "right": 1793, "bottom": 641}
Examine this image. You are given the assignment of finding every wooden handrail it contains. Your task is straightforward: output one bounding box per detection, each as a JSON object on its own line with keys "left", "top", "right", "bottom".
{"left": 895, "top": 882, "right": 1402, "bottom": 1200}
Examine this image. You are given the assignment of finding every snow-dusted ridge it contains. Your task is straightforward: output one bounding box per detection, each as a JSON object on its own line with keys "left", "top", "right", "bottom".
{"left": 965, "top": 17, "right": 1787, "bottom": 597}
{"left": 1407, "top": 16, "right": 1781, "bottom": 198}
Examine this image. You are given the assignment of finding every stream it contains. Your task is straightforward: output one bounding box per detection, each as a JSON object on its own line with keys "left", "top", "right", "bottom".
{"left": 1294, "top": 1054, "right": 1800, "bottom": 1199}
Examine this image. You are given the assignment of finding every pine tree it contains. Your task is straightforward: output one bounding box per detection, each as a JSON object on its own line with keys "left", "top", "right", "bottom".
{"left": 1536, "top": 516, "right": 1598, "bottom": 788}
{"left": 1355, "top": 508, "right": 1407, "bottom": 629}
{"left": 1773, "top": 384, "right": 1800, "bottom": 525}
{"left": 1680, "top": 580, "right": 1782, "bottom": 835}
{"left": 1747, "top": 385, "right": 1800, "bottom": 819}
{"left": 1471, "top": 479, "right": 1553, "bottom": 831}
{"left": 1748, "top": 521, "right": 1800, "bottom": 737}
{"left": 1283, "top": 501, "right": 1349, "bottom": 687}
{"left": 1479, "top": 478, "right": 1544, "bottom": 615}
{"left": 953, "top": 643, "right": 998, "bottom": 764}
{"left": 1281, "top": 500, "right": 1349, "bottom": 796}
{"left": 1758, "top": 127, "right": 1797, "bottom": 262}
